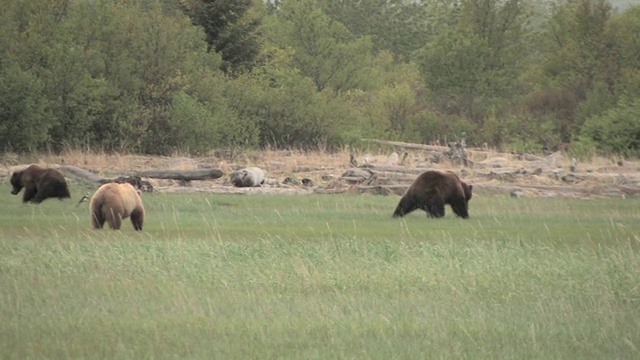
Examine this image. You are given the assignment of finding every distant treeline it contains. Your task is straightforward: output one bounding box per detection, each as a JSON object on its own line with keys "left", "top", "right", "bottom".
{"left": 1, "top": 0, "right": 639, "bottom": 157}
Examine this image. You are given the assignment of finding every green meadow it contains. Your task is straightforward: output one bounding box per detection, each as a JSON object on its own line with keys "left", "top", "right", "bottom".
{"left": 1, "top": 189, "right": 639, "bottom": 359}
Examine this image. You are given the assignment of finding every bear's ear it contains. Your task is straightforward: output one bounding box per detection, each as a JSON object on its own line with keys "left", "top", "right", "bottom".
{"left": 10, "top": 172, "right": 21, "bottom": 184}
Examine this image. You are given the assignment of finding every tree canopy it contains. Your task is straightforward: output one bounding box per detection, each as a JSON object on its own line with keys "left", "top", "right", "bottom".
{"left": 1, "top": 0, "right": 638, "bottom": 157}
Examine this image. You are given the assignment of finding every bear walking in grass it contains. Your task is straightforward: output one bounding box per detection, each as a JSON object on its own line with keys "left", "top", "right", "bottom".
{"left": 90, "top": 182, "right": 145, "bottom": 231}
{"left": 393, "top": 170, "right": 472, "bottom": 219}
{"left": 10, "top": 165, "right": 71, "bottom": 204}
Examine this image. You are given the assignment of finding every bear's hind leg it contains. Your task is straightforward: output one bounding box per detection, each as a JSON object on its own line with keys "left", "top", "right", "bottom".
{"left": 104, "top": 208, "right": 122, "bottom": 230}
{"left": 130, "top": 210, "right": 144, "bottom": 231}
{"left": 51, "top": 183, "right": 71, "bottom": 200}
{"left": 426, "top": 197, "right": 445, "bottom": 218}
{"left": 108, "top": 216, "right": 123, "bottom": 230}
{"left": 91, "top": 212, "right": 105, "bottom": 229}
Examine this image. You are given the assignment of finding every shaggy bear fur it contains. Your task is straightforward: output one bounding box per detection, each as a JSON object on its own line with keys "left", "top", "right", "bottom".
{"left": 90, "top": 182, "right": 145, "bottom": 230}
{"left": 10, "top": 165, "right": 71, "bottom": 204}
{"left": 392, "top": 170, "right": 472, "bottom": 219}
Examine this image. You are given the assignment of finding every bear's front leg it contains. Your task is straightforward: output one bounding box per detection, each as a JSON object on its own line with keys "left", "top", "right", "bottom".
{"left": 32, "top": 183, "right": 52, "bottom": 203}
{"left": 22, "top": 185, "right": 38, "bottom": 203}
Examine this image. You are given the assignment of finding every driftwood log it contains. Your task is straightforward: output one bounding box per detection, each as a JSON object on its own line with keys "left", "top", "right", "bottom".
{"left": 361, "top": 139, "right": 448, "bottom": 152}
{"left": 57, "top": 165, "right": 223, "bottom": 183}
{"left": 135, "top": 169, "right": 223, "bottom": 181}
{"left": 58, "top": 165, "right": 223, "bottom": 184}
{"left": 362, "top": 164, "right": 430, "bottom": 175}
{"left": 57, "top": 165, "right": 108, "bottom": 183}
{"left": 55, "top": 165, "right": 222, "bottom": 192}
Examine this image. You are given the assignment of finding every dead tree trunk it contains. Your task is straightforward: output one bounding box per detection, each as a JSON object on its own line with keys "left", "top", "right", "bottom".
{"left": 57, "top": 165, "right": 223, "bottom": 182}
{"left": 56, "top": 165, "right": 107, "bottom": 183}
{"left": 135, "top": 169, "right": 223, "bottom": 181}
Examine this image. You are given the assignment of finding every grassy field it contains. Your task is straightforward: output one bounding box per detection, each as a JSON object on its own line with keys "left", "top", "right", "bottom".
{"left": 1, "top": 187, "right": 639, "bottom": 359}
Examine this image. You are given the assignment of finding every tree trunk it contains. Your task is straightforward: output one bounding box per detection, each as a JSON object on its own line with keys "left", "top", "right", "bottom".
{"left": 57, "top": 165, "right": 107, "bottom": 183}
{"left": 135, "top": 169, "right": 223, "bottom": 181}
{"left": 56, "top": 165, "right": 223, "bottom": 183}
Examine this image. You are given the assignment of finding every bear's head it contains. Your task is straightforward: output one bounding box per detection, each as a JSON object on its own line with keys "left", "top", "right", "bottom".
{"left": 10, "top": 170, "right": 24, "bottom": 195}
{"left": 461, "top": 182, "right": 473, "bottom": 202}
{"left": 460, "top": 181, "right": 473, "bottom": 215}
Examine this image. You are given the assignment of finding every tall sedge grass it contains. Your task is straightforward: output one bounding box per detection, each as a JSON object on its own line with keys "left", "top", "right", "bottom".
{"left": 0, "top": 189, "right": 639, "bottom": 359}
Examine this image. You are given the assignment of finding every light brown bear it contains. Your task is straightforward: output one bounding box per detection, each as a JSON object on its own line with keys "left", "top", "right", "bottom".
{"left": 90, "top": 182, "right": 145, "bottom": 230}
{"left": 392, "top": 170, "right": 472, "bottom": 219}
{"left": 10, "top": 165, "right": 71, "bottom": 204}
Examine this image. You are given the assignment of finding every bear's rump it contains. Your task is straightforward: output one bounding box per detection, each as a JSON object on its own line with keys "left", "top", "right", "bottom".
{"left": 104, "top": 192, "right": 133, "bottom": 217}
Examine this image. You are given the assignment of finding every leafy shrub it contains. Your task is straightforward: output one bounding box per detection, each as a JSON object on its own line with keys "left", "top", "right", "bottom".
{"left": 0, "top": 66, "right": 50, "bottom": 152}
{"left": 581, "top": 98, "right": 640, "bottom": 157}
{"left": 569, "top": 137, "right": 597, "bottom": 161}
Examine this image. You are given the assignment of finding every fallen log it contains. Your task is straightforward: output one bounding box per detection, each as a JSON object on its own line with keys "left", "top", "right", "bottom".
{"left": 56, "top": 165, "right": 107, "bottom": 183}
{"left": 474, "top": 183, "right": 640, "bottom": 197}
{"left": 339, "top": 176, "right": 369, "bottom": 184}
{"left": 362, "top": 164, "right": 430, "bottom": 175}
{"left": 356, "top": 185, "right": 408, "bottom": 196}
{"left": 54, "top": 165, "right": 223, "bottom": 187}
{"left": 361, "top": 138, "right": 448, "bottom": 152}
{"left": 366, "top": 171, "right": 417, "bottom": 182}
{"left": 135, "top": 168, "right": 223, "bottom": 181}
{"left": 361, "top": 139, "right": 493, "bottom": 157}
{"left": 292, "top": 165, "right": 336, "bottom": 173}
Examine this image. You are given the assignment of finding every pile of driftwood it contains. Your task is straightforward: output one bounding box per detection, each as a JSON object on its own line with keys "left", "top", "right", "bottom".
{"left": 331, "top": 140, "right": 640, "bottom": 198}
{"left": 9, "top": 138, "right": 635, "bottom": 199}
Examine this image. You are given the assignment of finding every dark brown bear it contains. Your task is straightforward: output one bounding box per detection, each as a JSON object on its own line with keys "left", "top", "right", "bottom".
{"left": 10, "top": 165, "right": 71, "bottom": 204}
{"left": 392, "top": 170, "right": 472, "bottom": 219}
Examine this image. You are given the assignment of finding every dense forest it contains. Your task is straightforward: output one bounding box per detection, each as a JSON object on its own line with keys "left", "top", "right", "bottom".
{"left": 1, "top": 0, "right": 639, "bottom": 157}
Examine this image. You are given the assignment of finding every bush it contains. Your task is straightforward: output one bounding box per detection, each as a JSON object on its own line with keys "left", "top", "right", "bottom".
{"left": 0, "top": 66, "right": 50, "bottom": 152}
{"left": 581, "top": 98, "right": 640, "bottom": 157}
{"left": 402, "top": 112, "right": 474, "bottom": 145}
{"left": 569, "top": 137, "right": 598, "bottom": 161}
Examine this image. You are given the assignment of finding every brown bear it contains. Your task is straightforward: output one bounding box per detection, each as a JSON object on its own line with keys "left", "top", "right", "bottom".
{"left": 392, "top": 170, "right": 472, "bottom": 219}
{"left": 10, "top": 165, "right": 71, "bottom": 204}
{"left": 89, "top": 182, "right": 145, "bottom": 230}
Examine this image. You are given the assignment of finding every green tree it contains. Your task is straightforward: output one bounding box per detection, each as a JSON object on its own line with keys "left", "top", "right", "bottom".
{"left": 417, "top": 0, "right": 531, "bottom": 123}
{"left": 581, "top": 97, "right": 640, "bottom": 156}
{"left": 1, "top": 0, "right": 237, "bottom": 154}
{"left": 171, "top": 91, "right": 254, "bottom": 155}
{"left": 544, "top": 0, "right": 612, "bottom": 84}
{"left": 76, "top": 0, "right": 226, "bottom": 154}
{"left": 264, "top": 0, "right": 374, "bottom": 93}
{"left": 224, "top": 45, "right": 352, "bottom": 149}
{"left": 340, "top": 51, "right": 427, "bottom": 140}
{"left": 533, "top": 0, "right": 614, "bottom": 142}
{"left": 179, "top": 0, "right": 263, "bottom": 74}
{"left": 322, "top": 0, "right": 431, "bottom": 60}
{"left": 606, "top": 5, "right": 640, "bottom": 98}
{"left": 0, "top": 66, "right": 50, "bottom": 152}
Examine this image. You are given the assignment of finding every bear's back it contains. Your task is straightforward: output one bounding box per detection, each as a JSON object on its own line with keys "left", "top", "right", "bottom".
{"left": 411, "top": 170, "right": 461, "bottom": 194}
